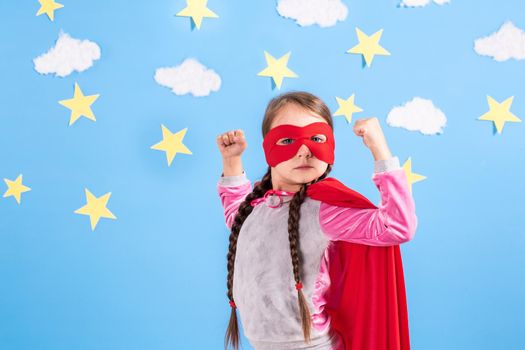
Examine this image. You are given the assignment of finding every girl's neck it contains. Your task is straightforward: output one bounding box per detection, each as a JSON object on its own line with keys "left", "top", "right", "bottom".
{"left": 271, "top": 181, "right": 300, "bottom": 194}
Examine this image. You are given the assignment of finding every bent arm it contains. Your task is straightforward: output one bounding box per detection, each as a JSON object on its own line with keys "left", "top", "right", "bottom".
{"left": 217, "top": 171, "right": 252, "bottom": 229}
{"left": 319, "top": 156, "right": 418, "bottom": 246}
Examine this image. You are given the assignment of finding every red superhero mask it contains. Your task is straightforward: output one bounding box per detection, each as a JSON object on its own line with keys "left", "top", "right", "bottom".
{"left": 262, "top": 122, "right": 335, "bottom": 167}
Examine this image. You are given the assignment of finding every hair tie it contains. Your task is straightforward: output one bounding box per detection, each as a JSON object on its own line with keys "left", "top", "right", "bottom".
{"left": 229, "top": 300, "right": 236, "bottom": 308}
{"left": 295, "top": 282, "right": 303, "bottom": 290}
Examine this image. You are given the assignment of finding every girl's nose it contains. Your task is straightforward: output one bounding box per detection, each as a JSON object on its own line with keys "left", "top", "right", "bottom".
{"left": 296, "top": 143, "right": 312, "bottom": 158}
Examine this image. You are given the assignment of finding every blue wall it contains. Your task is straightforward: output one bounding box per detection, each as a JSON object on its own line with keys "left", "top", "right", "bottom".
{"left": 1, "top": 1, "right": 524, "bottom": 349}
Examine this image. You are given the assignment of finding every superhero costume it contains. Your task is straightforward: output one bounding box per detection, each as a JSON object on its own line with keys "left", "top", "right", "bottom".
{"left": 218, "top": 122, "right": 417, "bottom": 349}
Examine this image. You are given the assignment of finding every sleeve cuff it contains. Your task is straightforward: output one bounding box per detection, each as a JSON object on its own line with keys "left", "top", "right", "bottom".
{"left": 218, "top": 171, "right": 250, "bottom": 186}
{"left": 374, "top": 156, "right": 401, "bottom": 173}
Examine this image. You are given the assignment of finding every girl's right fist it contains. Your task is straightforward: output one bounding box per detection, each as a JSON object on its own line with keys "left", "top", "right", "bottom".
{"left": 216, "top": 129, "right": 247, "bottom": 159}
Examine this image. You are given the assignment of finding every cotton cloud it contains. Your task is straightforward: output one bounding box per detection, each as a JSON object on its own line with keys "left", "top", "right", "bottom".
{"left": 399, "top": 0, "right": 450, "bottom": 7}
{"left": 474, "top": 21, "right": 525, "bottom": 62}
{"left": 386, "top": 97, "right": 447, "bottom": 135}
{"left": 154, "top": 58, "right": 221, "bottom": 97}
{"left": 276, "top": 0, "right": 348, "bottom": 28}
{"left": 33, "top": 31, "right": 101, "bottom": 77}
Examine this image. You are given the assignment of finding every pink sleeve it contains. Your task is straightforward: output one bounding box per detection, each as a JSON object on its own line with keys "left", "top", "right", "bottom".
{"left": 319, "top": 168, "right": 418, "bottom": 246}
{"left": 216, "top": 173, "right": 252, "bottom": 230}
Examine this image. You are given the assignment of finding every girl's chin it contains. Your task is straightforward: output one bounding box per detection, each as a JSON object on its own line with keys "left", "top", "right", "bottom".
{"left": 292, "top": 175, "right": 317, "bottom": 184}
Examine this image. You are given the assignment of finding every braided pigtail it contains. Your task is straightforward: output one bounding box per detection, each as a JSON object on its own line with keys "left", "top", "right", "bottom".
{"left": 224, "top": 167, "right": 273, "bottom": 350}
{"left": 287, "top": 164, "right": 332, "bottom": 344}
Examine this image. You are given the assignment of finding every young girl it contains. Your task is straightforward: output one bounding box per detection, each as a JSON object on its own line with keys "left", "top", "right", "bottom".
{"left": 216, "top": 91, "right": 417, "bottom": 350}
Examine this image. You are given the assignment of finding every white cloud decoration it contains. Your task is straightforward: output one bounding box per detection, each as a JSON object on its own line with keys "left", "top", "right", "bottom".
{"left": 276, "top": 0, "right": 348, "bottom": 28}
{"left": 399, "top": 0, "right": 450, "bottom": 7}
{"left": 474, "top": 21, "right": 525, "bottom": 62}
{"left": 33, "top": 31, "right": 101, "bottom": 77}
{"left": 386, "top": 97, "right": 447, "bottom": 135}
{"left": 154, "top": 58, "right": 221, "bottom": 97}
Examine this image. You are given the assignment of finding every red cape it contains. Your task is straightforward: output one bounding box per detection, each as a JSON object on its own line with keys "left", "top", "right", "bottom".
{"left": 307, "top": 177, "right": 410, "bottom": 350}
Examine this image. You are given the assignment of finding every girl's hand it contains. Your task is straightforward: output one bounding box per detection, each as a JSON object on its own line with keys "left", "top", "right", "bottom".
{"left": 353, "top": 117, "right": 392, "bottom": 160}
{"left": 216, "top": 129, "right": 247, "bottom": 159}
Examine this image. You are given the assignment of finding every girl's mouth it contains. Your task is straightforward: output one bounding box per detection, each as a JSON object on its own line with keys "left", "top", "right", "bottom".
{"left": 295, "top": 166, "right": 313, "bottom": 169}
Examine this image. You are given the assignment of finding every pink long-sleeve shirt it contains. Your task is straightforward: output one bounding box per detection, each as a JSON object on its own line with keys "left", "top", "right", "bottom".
{"left": 217, "top": 156, "right": 418, "bottom": 350}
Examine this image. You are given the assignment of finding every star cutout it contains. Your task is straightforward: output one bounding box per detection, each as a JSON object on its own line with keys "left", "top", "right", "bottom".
{"left": 176, "top": 0, "right": 218, "bottom": 30}
{"left": 334, "top": 94, "right": 363, "bottom": 123}
{"left": 151, "top": 125, "right": 192, "bottom": 166}
{"left": 257, "top": 51, "right": 298, "bottom": 89}
{"left": 36, "top": 0, "right": 64, "bottom": 21}
{"left": 346, "top": 27, "right": 391, "bottom": 67}
{"left": 58, "top": 82, "right": 100, "bottom": 126}
{"left": 401, "top": 157, "right": 426, "bottom": 194}
{"left": 3, "top": 174, "right": 31, "bottom": 204}
{"left": 74, "top": 188, "right": 116, "bottom": 231}
{"left": 478, "top": 95, "right": 521, "bottom": 134}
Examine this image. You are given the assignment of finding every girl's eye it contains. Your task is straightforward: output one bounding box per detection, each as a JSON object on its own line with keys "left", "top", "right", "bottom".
{"left": 278, "top": 138, "right": 294, "bottom": 145}
{"left": 278, "top": 136, "right": 326, "bottom": 144}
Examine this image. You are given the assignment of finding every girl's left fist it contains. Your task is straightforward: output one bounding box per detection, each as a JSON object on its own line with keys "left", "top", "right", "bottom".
{"left": 353, "top": 117, "right": 388, "bottom": 151}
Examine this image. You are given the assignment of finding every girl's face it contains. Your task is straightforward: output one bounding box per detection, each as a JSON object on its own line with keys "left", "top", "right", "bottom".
{"left": 269, "top": 103, "right": 330, "bottom": 191}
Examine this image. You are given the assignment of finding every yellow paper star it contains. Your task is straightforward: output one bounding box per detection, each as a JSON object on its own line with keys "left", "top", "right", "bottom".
{"left": 176, "top": 0, "right": 218, "bottom": 30}
{"left": 347, "top": 27, "right": 391, "bottom": 67}
{"left": 478, "top": 95, "right": 521, "bottom": 134}
{"left": 402, "top": 157, "right": 426, "bottom": 194}
{"left": 36, "top": 0, "right": 64, "bottom": 21}
{"left": 74, "top": 189, "right": 116, "bottom": 231}
{"left": 58, "top": 82, "right": 100, "bottom": 126}
{"left": 151, "top": 125, "right": 193, "bottom": 166}
{"left": 257, "top": 51, "right": 298, "bottom": 89}
{"left": 334, "top": 94, "right": 363, "bottom": 123}
{"left": 3, "top": 174, "right": 31, "bottom": 204}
